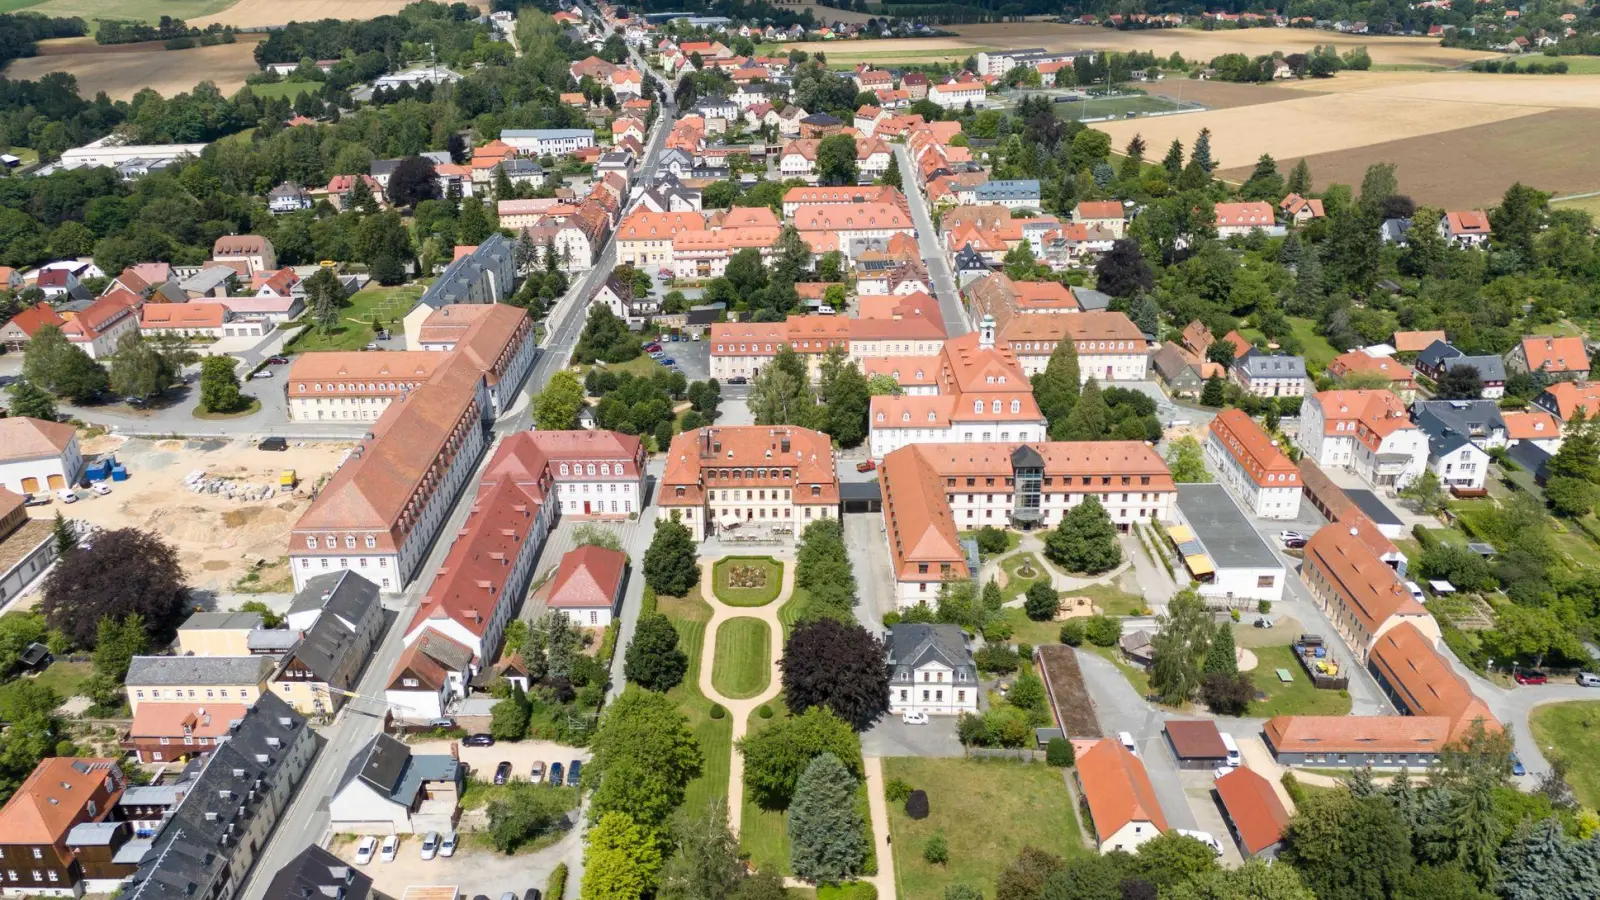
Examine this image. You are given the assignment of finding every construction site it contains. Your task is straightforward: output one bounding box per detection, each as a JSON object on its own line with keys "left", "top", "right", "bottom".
{"left": 25, "top": 433, "right": 356, "bottom": 594}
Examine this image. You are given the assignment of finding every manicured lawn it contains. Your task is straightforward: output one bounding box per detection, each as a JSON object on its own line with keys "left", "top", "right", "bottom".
{"left": 885, "top": 758, "right": 1087, "bottom": 900}
{"left": 193, "top": 397, "right": 262, "bottom": 420}
{"left": 713, "top": 556, "right": 784, "bottom": 607}
{"left": 1288, "top": 316, "right": 1339, "bottom": 371}
{"left": 1052, "top": 94, "right": 1187, "bottom": 122}
{"left": 1531, "top": 701, "right": 1600, "bottom": 807}
{"left": 661, "top": 590, "right": 734, "bottom": 814}
{"left": 246, "top": 81, "right": 319, "bottom": 101}
{"left": 740, "top": 698, "right": 793, "bottom": 874}
{"left": 0, "top": 661, "right": 91, "bottom": 715}
{"left": 998, "top": 552, "right": 1048, "bottom": 600}
{"left": 1071, "top": 581, "right": 1147, "bottom": 617}
{"left": 287, "top": 283, "right": 423, "bottom": 352}
{"left": 587, "top": 354, "right": 666, "bottom": 381}
{"left": 778, "top": 587, "right": 808, "bottom": 640}
{"left": 711, "top": 617, "right": 771, "bottom": 700}
{"left": 1248, "top": 644, "right": 1353, "bottom": 717}
{"left": 1004, "top": 607, "right": 1067, "bottom": 648}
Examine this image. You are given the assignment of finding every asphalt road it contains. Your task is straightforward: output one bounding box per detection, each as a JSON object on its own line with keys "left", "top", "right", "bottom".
{"left": 893, "top": 143, "right": 967, "bottom": 337}
{"left": 234, "top": 52, "right": 676, "bottom": 900}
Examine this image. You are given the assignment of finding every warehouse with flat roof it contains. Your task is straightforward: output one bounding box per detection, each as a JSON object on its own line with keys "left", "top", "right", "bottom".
{"left": 1167, "top": 483, "right": 1286, "bottom": 605}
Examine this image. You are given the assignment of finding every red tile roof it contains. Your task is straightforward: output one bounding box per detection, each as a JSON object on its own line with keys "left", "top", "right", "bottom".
{"left": 545, "top": 545, "right": 626, "bottom": 609}
{"left": 1209, "top": 409, "right": 1297, "bottom": 487}
{"left": 1213, "top": 767, "right": 1289, "bottom": 855}
{"left": 1303, "top": 524, "right": 1424, "bottom": 637}
{"left": 1517, "top": 335, "right": 1589, "bottom": 374}
{"left": 0, "top": 758, "right": 123, "bottom": 846}
{"left": 1076, "top": 738, "right": 1168, "bottom": 842}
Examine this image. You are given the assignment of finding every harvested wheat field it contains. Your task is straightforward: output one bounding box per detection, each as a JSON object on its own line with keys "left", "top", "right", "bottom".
{"left": 947, "top": 22, "right": 1495, "bottom": 68}
{"left": 191, "top": 0, "right": 413, "bottom": 28}
{"left": 34, "top": 435, "right": 355, "bottom": 591}
{"left": 5, "top": 41, "right": 259, "bottom": 100}
{"left": 1097, "top": 72, "right": 1600, "bottom": 206}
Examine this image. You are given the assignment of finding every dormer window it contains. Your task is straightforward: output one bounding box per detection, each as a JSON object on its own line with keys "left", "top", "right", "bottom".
{"left": 1011, "top": 400, "right": 1021, "bottom": 413}
{"left": 973, "top": 400, "right": 982, "bottom": 414}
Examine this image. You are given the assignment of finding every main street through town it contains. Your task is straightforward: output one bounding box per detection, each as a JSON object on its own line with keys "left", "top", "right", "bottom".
{"left": 234, "top": 84, "right": 676, "bottom": 900}
{"left": 893, "top": 144, "right": 968, "bottom": 337}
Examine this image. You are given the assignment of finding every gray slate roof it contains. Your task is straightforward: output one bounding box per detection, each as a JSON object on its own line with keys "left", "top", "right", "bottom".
{"left": 1410, "top": 399, "right": 1505, "bottom": 441}
{"left": 126, "top": 655, "right": 275, "bottom": 687}
{"left": 338, "top": 733, "right": 460, "bottom": 807}
{"left": 975, "top": 180, "right": 1040, "bottom": 202}
{"left": 886, "top": 623, "right": 975, "bottom": 683}
{"left": 1175, "top": 483, "right": 1281, "bottom": 568}
{"left": 262, "top": 845, "right": 373, "bottom": 900}
{"left": 420, "top": 231, "right": 513, "bottom": 310}
{"left": 122, "top": 694, "right": 309, "bottom": 900}
{"left": 179, "top": 611, "right": 263, "bottom": 631}
{"left": 1237, "top": 350, "right": 1307, "bottom": 380}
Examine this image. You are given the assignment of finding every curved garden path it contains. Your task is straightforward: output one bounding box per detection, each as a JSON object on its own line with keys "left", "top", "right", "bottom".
{"left": 695, "top": 558, "right": 898, "bottom": 900}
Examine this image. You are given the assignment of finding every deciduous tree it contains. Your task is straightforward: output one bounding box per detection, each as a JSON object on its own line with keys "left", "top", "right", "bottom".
{"left": 1043, "top": 496, "right": 1122, "bottom": 574}
{"left": 199, "top": 355, "right": 243, "bottom": 413}
{"left": 624, "top": 612, "right": 688, "bottom": 692}
{"left": 780, "top": 618, "right": 889, "bottom": 730}
{"left": 534, "top": 370, "right": 586, "bottom": 431}
{"left": 738, "top": 706, "right": 861, "bottom": 809}
{"left": 643, "top": 518, "right": 699, "bottom": 597}
{"left": 583, "top": 812, "right": 664, "bottom": 900}
{"left": 41, "top": 528, "right": 188, "bottom": 648}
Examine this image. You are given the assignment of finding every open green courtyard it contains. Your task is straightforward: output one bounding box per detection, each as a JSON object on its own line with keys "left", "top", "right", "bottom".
{"left": 1531, "top": 701, "right": 1600, "bottom": 808}
{"left": 712, "top": 556, "right": 784, "bottom": 607}
{"left": 710, "top": 617, "right": 771, "bottom": 700}
{"left": 660, "top": 590, "right": 734, "bottom": 814}
{"left": 885, "top": 757, "right": 1087, "bottom": 900}
{"left": 1247, "top": 643, "right": 1353, "bottom": 717}
{"left": 287, "top": 282, "right": 423, "bottom": 353}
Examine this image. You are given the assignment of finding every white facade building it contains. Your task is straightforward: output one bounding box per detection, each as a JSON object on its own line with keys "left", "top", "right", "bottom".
{"left": 0, "top": 418, "right": 84, "bottom": 496}
{"left": 886, "top": 624, "right": 980, "bottom": 716}
{"left": 1205, "top": 408, "right": 1302, "bottom": 520}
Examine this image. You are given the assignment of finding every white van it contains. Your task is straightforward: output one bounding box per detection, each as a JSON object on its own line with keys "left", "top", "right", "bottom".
{"left": 1219, "top": 732, "right": 1241, "bottom": 767}
{"left": 1118, "top": 731, "right": 1138, "bottom": 756}
{"left": 1405, "top": 581, "right": 1425, "bottom": 602}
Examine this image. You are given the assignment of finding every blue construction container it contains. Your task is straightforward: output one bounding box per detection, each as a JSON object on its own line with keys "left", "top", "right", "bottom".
{"left": 110, "top": 466, "right": 128, "bottom": 482}
{"left": 85, "top": 461, "right": 109, "bottom": 482}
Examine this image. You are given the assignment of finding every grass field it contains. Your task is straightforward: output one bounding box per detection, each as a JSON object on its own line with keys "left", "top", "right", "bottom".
{"left": 713, "top": 556, "right": 784, "bottom": 607}
{"left": 661, "top": 590, "right": 734, "bottom": 815}
{"left": 710, "top": 617, "right": 771, "bottom": 700}
{"left": 999, "top": 552, "right": 1048, "bottom": 599}
{"left": 246, "top": 80, "right": 319, "bottom": 100}
{"left": 1244, "top": 315, "right": 1338, "bottom": 372}
{"left": 740, "top": 698, "right": 793, "bottom": 874}
{"left": 287, "top": 283, "right": 422, "bottom": 352}
{"left": 1053, "top": 94, "right": 1190, "bottom": 122}
{"left": 778, "top": 586, "right": 807, "bottom": 641}
{"left": 1248, "top": 643, "right": 1353, "bottom": 717}
{"left": 1553, "top": 193, "right": 1600, "bottom": 219}
{"left": 1530, "top": 701, "right": 1600, "bottom": 807}
{"left": 885, "top": 758, "right": 1087, "bottom": 900}
{"left": 25, "top": 0, "right": 239, "bottom": 26}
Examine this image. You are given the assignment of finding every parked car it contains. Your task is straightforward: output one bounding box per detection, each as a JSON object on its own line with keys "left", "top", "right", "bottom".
{"left": 267, "top": 355, "right": 290, "bottom": 365}
{"left": 727, "top": 376, "right": 748, "bottom": 385}
{"left": 1118, "top": 731, "right": 1138, "bottom": 756}
{"left": 524, "top": 890, "right": 542, "bottom": 900}
{"left": 90, "top": 483, "right": 111, "bottom": 496}
{"left": 251, "top": 368, "right": 273, "bottom": 379}
{"left": 902, "top": 710, "right": 929, "bottom": 725}
{"left": 658, "top": 268, "right": 673, "bottom": 278}
{"left": 530, "top": 761, "right": 546, "bottom": 783}
{"left": 420, "top": 832, "right": 440, "bottom": 860}
{"left": 56, "top": 489, "right": 76, "bottom": 504}
{"left": 818, "top": 305, "right": 835, "bottom": 315}
{"left": 649, "top": 351, "right": 664, "bottom": 359}
{"left": 1212, "top": 766, "right": 1233, "bottom": 780}
{"left": 440, "top": 832, "right": 458, "bottom": 858}
{"left": 355, "top": 836, "right": 378, "bottom": 865}
{"left": 1176, "top": 830, "right": 1224, "bottom": 857}
{"left": 1515, "top": 670, "right": 1549, "bottom": 685}
{"left": 259, "top": 437, "right": 288, "bottom": 452}
{"left": 644, "top": 343, "right": 662, "bottom": 352}
{"left": 856, "top": 460, "right": 876, "bottom": 473}
{"left": 424, "top": 718, "right": 454, "bottom": 729}
{"left": 379, "top": 835, "right": 399, "bottom": 863}
{"left": 1284, "top": 538, "right": 1307, "bottom": 550}
{"left": 661, "top": 358, "right": 676, "bottom": 366}
{"left": 1279, "top": 531, "right": 1306, "bottom": 544}
{"left": 463, "top": 733, "right": 495, "bottom": 747}
{"left": 567, "top": 760, "right": 582, "bottom": 786}
{"left": 670, "top": 333, "right": 680, "bottom": 342}
{"left": 493, "top": 761, "right": 513, "bottom": 785}
{"left": 364, "top": 342, "right": 379, "bottom": 351}
{"left": 1254, "top": 617, "right": 1274, "bottom": 629}
{"left": 549, "top": 761, "right": 564, "bottom": 785}
{"left": 1512, "top": 752, "right": 1526, "bottom": 776}
{"left": 1405, "top": 580, "right": 1425, "bottom": 602}
{"left": 1580, "top": 672, "right": 1600, "bottom": 687}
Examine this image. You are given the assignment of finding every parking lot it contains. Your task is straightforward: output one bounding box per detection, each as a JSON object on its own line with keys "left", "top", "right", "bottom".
{"left": 409, "top": 738, "right": 589, "bottom": 785}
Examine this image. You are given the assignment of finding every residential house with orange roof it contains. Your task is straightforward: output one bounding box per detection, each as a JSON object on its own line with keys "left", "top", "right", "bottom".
{"left": 1534, "top": 380, "right": 1600, "bottom": 426}
{"left": 1071, "top": 200, "right": 1127, "bottom": 239}
{"left": 658, "top": 426, "right": 839, "bottom": 542}
{"left": 138, "top": 301, "right": 251, "bottom": 340}
{"left": 616, "top": 210, "right": 707, "bottom": 269}
{"left": 212, "top": 234, "right": 276, "bottom": 275}
{"left": 1298, "top": 390, "right": 1428, "bottom": 489}
{"left": 1505, "top": 334, "right": 1590, "bottom": 381}
{"left": 0, "top": 758, "right": 130, "bottom": 895}
{"left": 1213, "top": 201, "right": 1278, "bottom": 238}
{"left": 880, "top": 440, "right": 1175, "bottom": 604}
{"left": 60, "top": 288, "right": 140, "bottom": 359}
{"left": 1075, "top": 738, "right": 1169, "bottom": 852}
{"left": 999, "top": 311, "right": 1149, "bottom": 382}
{"left": 1439, "top": 209, "right": 1492, "bottom": 248}
{"left": 781, "top": 184, "right": 905, "bottom": 218}
{"left": 1279, "top": 193, "right": 1325, "bottom": 225}
{"left": 0, "top": 302, "right": 65, "bottom": 352}
{"left": 1302, "top": 524, "right": 1436, "bottom": 661}
{"left": 964, "top": 273, "right": 1079, "bottom": 327}
{"left": 121, "top": 703, "right": 250, "bottom": 763}
{"left": 540, "top": 545, "right": 627, "bottom": 628}
{"left": 1501, "top": 409, "right": 1562, "bottom": 451}
{"left": 1205, "top": 408, "right": 1301, "bottom": 519}
{"left": 1327, "top": 349, "right": 1418, "bottom": 401}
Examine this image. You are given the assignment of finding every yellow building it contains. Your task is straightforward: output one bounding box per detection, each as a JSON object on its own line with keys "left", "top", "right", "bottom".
{"left": 175, "top": 611, "right": 265, "bottom": 657}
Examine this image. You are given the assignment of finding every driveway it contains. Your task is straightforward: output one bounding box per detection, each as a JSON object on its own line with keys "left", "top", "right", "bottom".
{"left": 844, "top": 511, "right": 896, "bottom": 635}
{"left": 1074, "top": 649, "right": 1199, "bottom": 831}
{"left": 860, "top": 715, "right": 962, "bottom": 758}
{"left": 332, "top": 808, "right": 581, "bottom": 900}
